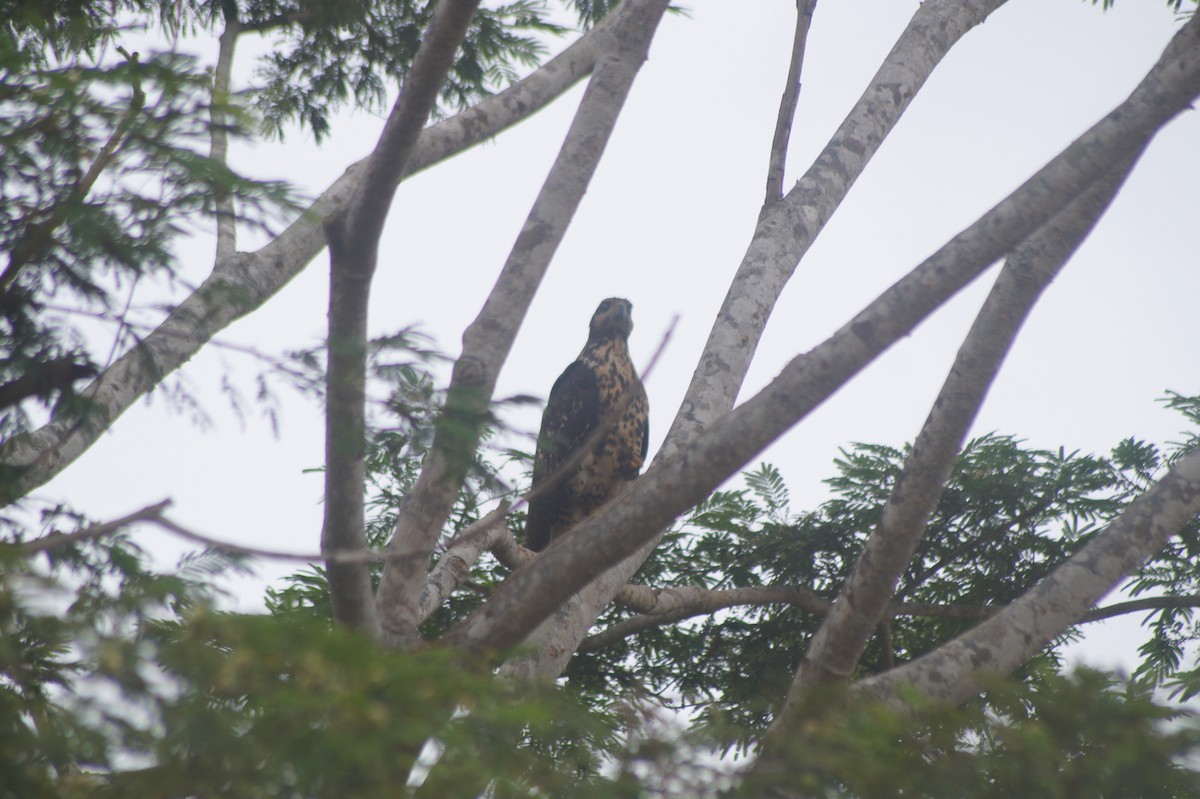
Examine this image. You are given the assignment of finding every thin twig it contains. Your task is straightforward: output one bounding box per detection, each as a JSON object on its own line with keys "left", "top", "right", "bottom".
{"left": 577, "top": 589, "right": 1200, "bottom": 652}
{"left": 0, "top": 49, "right": 146, "bottom": 291}
{"left": 149, "top": 509, "right": 506, "bottom": 565}
{"left": 12, "top": 500, "right": 173, "bottom": 555}
{"left": 763, "top": 0, "right": 816, "bottom": 206}
{"left": 7, "top": 499, "right": 506, "bottom": 566}
{"left": 39, "top": 302, "right": 323, "bottom": 391}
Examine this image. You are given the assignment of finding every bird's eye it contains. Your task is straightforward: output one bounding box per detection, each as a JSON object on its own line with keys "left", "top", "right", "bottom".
{"left": 599, "top": 300, "right": 612, "bottom": 310}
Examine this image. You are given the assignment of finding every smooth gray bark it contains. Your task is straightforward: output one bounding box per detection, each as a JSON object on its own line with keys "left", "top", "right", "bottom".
{"left": 854, "top": 443, "right": 1200, "bottom": 709}
{"left": 497, "top": 0, "right": 1011, "bottom": 681}
{"left": 373, "top": 0, "right": 671, "bottom": 650}
{"left": 210, "top": 19, "right": 240, "bottom": 262}
{"left": 321, "top": 0, "right": 482, "bottom": 636}
{"left": 787, "top": 154, "right": 1141, "bottom": 695}
{"left": 447, "top": 10, "right": 1200, "bottom": 659}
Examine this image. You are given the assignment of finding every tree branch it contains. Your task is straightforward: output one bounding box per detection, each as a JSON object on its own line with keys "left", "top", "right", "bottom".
{"left": 1080, "top": 595, "right": 1200, "bottom": 624}
{"left": 143, "top": 513, "right": 394, "bottom": 564}
{"left": 337, "top": 1, "right": 483, "bottom": 246}
{"left": 787, "top": 153, "right": 1141, "bottom": 696}
{"left": 496, "top": 0, "right": 1011, "bottom": 683}
{"left": 7, "top": 500, "right": 508, "bottom": 566}
{"left": 577, "top": 589, "right": 1200, "bottom": 653}
{"left": 0, "top": 47, "right": 146, "bottom": 293}
{"left": 9, "top": 500, "right": 172, "bottom": 555}
{"left": 210, "top": 17, "right": 241, "bottom": 263}
{"left": 321, "top": 0, "right": 481, "bottom": 636}
{"left": 666, "top": 0, "right": 1010, "bottom": 459}
{"left": 763, "top": 0, "right": 816, "bottom": 207}
{"left": 418, "top": 502, "right": 511, "bottom": 622}
{"left": 854, "top": 443, "right": 1200, "bottom": 710}
{"left": 0, "top": 19, "right": 612, "bottom": 503}
{"left": 240, "top": 9, "right": 319, "bottom": 32}
{"left": 579, "top": 585, "right": 829, "bottom": 652}
{"left": 373, "top": 0, "right": 671, "bottom": 651}
{"left": 445, "top": 13, "right": 1200, "bottom": 660}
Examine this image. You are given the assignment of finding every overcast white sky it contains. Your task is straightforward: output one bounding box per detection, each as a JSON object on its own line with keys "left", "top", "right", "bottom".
{"left": 32, "top": 1, "right": 1200, "bottom": 670}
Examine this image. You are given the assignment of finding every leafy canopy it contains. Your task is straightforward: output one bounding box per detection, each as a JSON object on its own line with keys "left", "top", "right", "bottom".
{"left": 3, "top": 0, "right": 1200, "bottom": 794}
{"left": 0, "top": 0, "right": 596, "bottom": 445}
{"left": 4, "top": 387, "right": 1200, "bottom": 795}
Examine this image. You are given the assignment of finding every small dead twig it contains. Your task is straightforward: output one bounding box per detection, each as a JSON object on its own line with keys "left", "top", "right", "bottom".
{"left": 763, "top": 0, "right": 816, "bottom": 206}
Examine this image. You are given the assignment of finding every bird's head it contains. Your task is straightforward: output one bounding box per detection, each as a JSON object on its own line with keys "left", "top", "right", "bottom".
{"left": 588, "top": 297, "right": 634, "bottom": 341}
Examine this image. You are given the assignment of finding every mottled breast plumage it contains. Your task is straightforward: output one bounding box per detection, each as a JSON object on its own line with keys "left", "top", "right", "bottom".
{"left": 525, "top": 298, "right": 649, "bottom": 553}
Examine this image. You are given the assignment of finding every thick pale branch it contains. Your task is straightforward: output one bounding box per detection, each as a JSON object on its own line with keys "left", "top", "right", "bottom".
{"left": 498, "top": 0, "right": 1010, "bottom": 682}
{"left": 321, "top": 0, "right": 481, "bottom": 635}
{"left": 763, "top": 0, "right": 816, "bottom": 206}
{"left": 446, "top": 16, "right": 1200, "bottom": 659}
{"left": 373, "top": 0, "right": 670, "bottom": 651}
{"left": 789, "top": 154, "right": 1141, "bottom": 694}
{"left": 210, "top": 19, "right": 240, "bottom": 262}
{"left": 418, "top": 502, "right": 511, "bottom": 622}
{"left": 667, "top": 0, "right": 1009, "bottom": 458}
{"left": 854, "top": 444, "right": 1200, "bottom": 710}
{"left": 0, "top": 22, "right": 611, "bottom": 502}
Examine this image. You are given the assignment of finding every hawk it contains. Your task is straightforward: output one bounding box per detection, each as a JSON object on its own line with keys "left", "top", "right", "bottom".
{"left": 525, "top": 298, "right": 649, "bottom": 552}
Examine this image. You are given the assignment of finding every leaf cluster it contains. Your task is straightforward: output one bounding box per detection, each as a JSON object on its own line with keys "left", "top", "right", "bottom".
{"left": 0, "top": 0, "right": 629, "bottom": 452}
{"left": 5, "top": 389, "right": 1200, "bottom": 793}
{"left": 565, "top": 408, "right": 1200, "bottom": 755}
{"left": 0, "top": 516, "right": 243, "bottom": 797}
{"left": 0, "top": 5, "right": 300, "bottom": 443}
{"left": 0, "top": 526, "right": 636, "bottom": 797}
{"left": 268, "top": 383, "right": 1200, "bottom": 763}
{"left": 741, "top": 668, "right": 1200, "bottom": 798}
{"left": 250, "top": 0, "right": 564, "bottom": 141}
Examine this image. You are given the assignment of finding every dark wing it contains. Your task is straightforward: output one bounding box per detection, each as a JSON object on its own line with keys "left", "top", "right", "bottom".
{"left": 525, "top": 361, "right": 599, "bottom": 552}
{"left": 639, "top": 413, "right": 649, "bottom": 463}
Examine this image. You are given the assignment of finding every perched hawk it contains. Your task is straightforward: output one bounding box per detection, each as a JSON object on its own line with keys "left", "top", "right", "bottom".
{"left": 525, "top": 298, "right": 650, "bottom": 552}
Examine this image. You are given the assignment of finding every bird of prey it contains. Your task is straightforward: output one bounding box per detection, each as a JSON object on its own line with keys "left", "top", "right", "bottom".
{"left": 525, "top": 298, "right": 649, "bottom": 552}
